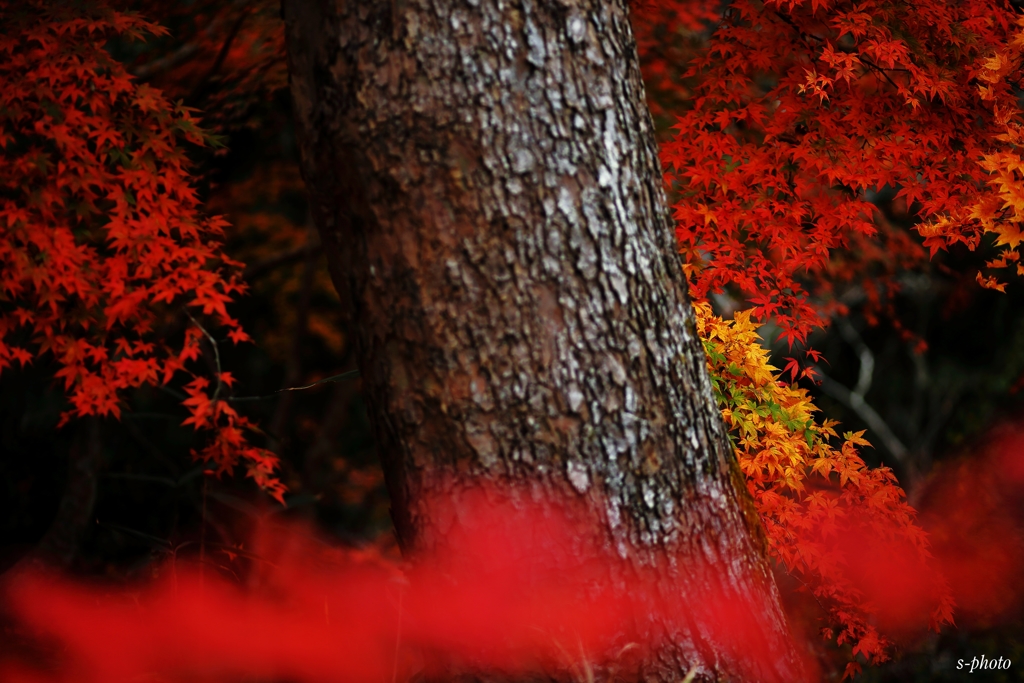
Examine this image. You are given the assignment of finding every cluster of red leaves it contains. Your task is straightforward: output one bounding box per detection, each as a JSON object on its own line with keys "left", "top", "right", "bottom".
{"left": 0, "top": 1, "right": 283, "bottom": 501}
{"left": 630, "top": 0, "right": 719, "bottom": 120}
{"left": 644, "top": 0, "right": 1020, "bottom": 346}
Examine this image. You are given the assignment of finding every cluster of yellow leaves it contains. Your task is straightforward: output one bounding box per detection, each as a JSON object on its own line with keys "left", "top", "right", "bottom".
{"left": 695, "top": 302, "right": 953, "bottom": 667}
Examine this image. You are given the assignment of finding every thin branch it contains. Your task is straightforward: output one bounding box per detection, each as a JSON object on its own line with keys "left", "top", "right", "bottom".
{"left": 185, "top": 310, "right": 224, "bottom": 403}
{"left": 98, "top": 520, "right": 173, "bottom": 550}
{"left": 816, "top": 372, "right": 908, "bottom": 463}
{"left": 857, "top": 56, "right": 903, "bottom": 92}
{"left": 158, "top": 384, "right": 187, "bottom": 401}
{"left": 268, "top": 239, "right": 318, "bottom": 450}
{"left": 771, "top": 8, "right": 909, "bottom": 97}
{"left": 227, "top": 369, "right": 361, "bottom": 402}
{"left": 836, "top": 318, "right": 873, "bottom": 397}
{"left": 813, "top": 320, "right": 909, "bottom": 463}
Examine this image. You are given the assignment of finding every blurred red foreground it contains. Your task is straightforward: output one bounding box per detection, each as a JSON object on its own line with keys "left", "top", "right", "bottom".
{"left": 916, "top": 425, "right": 1024, "bottom": 627}
{"left": 2, "top": 425, "right": 1024, "bottom": 683}
{"left": 0, "top": 485, "right": 805, "bottom": 683}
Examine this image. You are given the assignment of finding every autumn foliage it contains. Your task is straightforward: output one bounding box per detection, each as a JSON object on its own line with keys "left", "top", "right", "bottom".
{"left": 696, "top": 303, "right": 952, "bottom": 673}
{"left": 0, "top": 2, "right": 283, "bottom": 500}
{"left": 4, "top": 0, "right": 1024, "bottom": 680}
{"left": 644, "top": 0, "right": 1024, "bottom": 346}
{"left": 630, "top": 0, "right": 1024, "bottom": 669}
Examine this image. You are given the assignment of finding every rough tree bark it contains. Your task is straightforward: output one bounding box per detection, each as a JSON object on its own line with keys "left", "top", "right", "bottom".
{"left": 282, "top": 1, "right": 804, "bottom": 680}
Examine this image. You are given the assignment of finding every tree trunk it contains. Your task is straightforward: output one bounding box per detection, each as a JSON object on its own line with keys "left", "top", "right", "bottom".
{"left": 282, "top": 1, "right": 804, "bottom": 680}
{"left": 13, "top": 417, "right": 100, "bottom": 572}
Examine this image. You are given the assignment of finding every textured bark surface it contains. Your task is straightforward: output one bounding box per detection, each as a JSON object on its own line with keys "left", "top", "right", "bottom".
{"left": 282, "top": 1, "right": 803, "bottom": 680}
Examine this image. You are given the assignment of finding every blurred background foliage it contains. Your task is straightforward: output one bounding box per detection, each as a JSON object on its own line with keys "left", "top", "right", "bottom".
{"left": 1, "top": 0, "right": 1023, "bottom": 679}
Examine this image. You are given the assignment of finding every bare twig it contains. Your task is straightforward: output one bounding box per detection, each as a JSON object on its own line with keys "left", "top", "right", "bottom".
{"left": 814, "top": 319, "right": 909, "bottom": 463}
{"left": 185, "top": 310, "right": 224, "bottom": 403}
{"left": 268, "top": 236, "right": 318, "bottom": 450}
{"left": 816, "top": 372, "right": 908, "bottom": 463}
{"left": 228, "top": 369, "right": 360, "bottom": 402}
{"left": 837, "top": 318, "right": 873, "bottom": 397}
